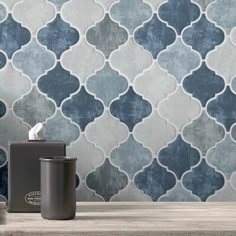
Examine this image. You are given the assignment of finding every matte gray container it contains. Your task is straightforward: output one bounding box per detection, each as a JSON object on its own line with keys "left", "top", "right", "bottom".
{"left": 40, "top": 156, "right": 77, "bottom": 220}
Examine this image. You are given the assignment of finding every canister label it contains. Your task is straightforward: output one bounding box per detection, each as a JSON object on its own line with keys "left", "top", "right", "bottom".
{"left": 25, "top": 191, "right": 41, "bottom": 206}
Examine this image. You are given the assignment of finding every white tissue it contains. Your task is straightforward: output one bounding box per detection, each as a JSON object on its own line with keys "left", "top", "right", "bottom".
{"left": 28, "top": 123, "right": 45, "bottom": 140}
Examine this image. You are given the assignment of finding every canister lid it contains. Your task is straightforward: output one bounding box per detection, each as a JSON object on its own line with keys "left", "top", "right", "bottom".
{"left": 40, "top": 156, "right": 77, "bottom": 162}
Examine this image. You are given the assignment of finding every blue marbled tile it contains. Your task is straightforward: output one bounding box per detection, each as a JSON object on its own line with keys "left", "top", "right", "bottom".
{"left": 110, "top": 134, "right": 152, "bottom": 179}
{"left": 183, "top": 14, "right": 224, "bottom": 58}
{"left": 13, "top": 86, "right": 56, "bottom": 126}
{"left": 183, "top": 159, "right": 224, "bottom": 201}
{"left": 231, "top": 125, "right": 236, "bottom": 142}
{"left": 44, "top": 110, "right": 80, "bottom": 146}
{"left": 207, "top": 135, "right": 236, "bottom": 180}
{"left": 183, "top": 111, "right": 225, "bottom": 155}
{"left": 159, "top": 0, "right": 200, "bottom": 35}
{"left": 0, "top": 110, "right": 29, "bottom": 150}
{"left": 207, "top": 0, "right": 236, "bottom": 34}
{"left": 0, "top": 100, "right": 6, "bottom": 118}
{"left": 183, "top": 62, "right": 225, "bottom": 107}
{"left": 134, "top": 159, "right": 176, "bottom": 201}
{"left": 159, "top": 135, "right": 200, "bottom": 180}
{"left": 0, "top": 51, "right": 6, "bottom": 69}
{"left": 159, "top": 182, "right": 200, "bottom": 202}
{"left": 0, "top": 4, "right": 6, "bottom": 22}
{"left": 110, "top": 0, "right": 152, "bottom": 34}
{"left": 38, "top": 62, "right": 80, "bottom": 107}
{"left": 48, "top": 0, "right": 70, "bottom": 10}
{"left": 38, "top": 14, "right": 79, "bottom": 59}
{"left": 86, "top": 14, "right": 128, "bottom": 59}
{"left": 232, "top": 77, "right": 236, "bottom": 94}
{"left": 76, "top": 174, "right": 80, "bottom": 188}
{"left": 86, "top": 159, "right": 128, "bottom": 201}
{"left": 158, "top": 38, "right": 201, "bottom": 83}
{"left": 86, "top": 62, "right": 128, "bottom": 107}
{"left": 193, "top": 0, "right": 215, "bottom": 11}
{"left": 0, "top": 163, "right": 7, "bottom": 198}
{"left": 0, "top": 14, "right": 30, "bottom": 58}
{"left": 0, "top": 148, "right": 6, "bottom": 166}
{"left": 110, "top": 87, "right": 152, "bottom": 131}
{"left": 62, "top": 86, "right": 104, "bottom": 131}
{"left": 207, "top": 86, "right": 236, "bottom": 131}
{"left": 12, "top": 39, "right": 55, "bottom": 82}
{"left": 134, "top": 14, "right": 176, "bottom": 59}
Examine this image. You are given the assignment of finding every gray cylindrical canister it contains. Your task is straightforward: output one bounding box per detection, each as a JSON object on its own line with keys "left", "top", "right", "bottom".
{"left": 40, "top": 156, "right": 77, "bottom": 220}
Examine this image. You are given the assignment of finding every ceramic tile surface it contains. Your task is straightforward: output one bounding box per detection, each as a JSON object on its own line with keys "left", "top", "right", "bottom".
{"left": 0, "top": 0, "right": 235, "bottom": 201}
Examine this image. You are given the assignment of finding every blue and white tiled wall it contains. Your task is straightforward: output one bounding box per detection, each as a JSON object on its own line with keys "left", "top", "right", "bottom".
{"left": 1, "top": 0, "right": 236, "bottom": 202}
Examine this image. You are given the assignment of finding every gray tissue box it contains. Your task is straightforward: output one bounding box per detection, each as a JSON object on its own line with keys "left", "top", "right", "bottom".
{"left": 7, "top": 140, "right": 65, "bottom": 213}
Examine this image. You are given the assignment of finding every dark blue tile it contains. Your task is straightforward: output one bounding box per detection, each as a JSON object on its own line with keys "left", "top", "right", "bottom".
{"left": 207, "top": 86, "right": 236, "bottom": 131}
{"left": 0, "top": 100, "right": 6, "bottom": 118}
{"left": 183, "top": 14, "right": 224, "bottom": 58}
{"left": 38, "top": 14, "right": 79, "bottom": 59}
{"left": 0, "top": 14, "right": 30, "bottom": 58}
{"left": 0, "top": 52, "right": 6, "bottom": 69}
{"left": 38, "top": 62, "right": 80, "bottom": 106}
{"left": 86, "top": 159, "right": 128, "bottom": 201}
{"left": 159, "top": 135, "right": 200, "bottom": 180}
{"left": 183, "top": 62, "right": 225, "bottom": 106}
{"left": 76, "top": 174, "right": 80, "bottom": 188}
{"left": 0, "top": 148, "right": 6, "bottom": 166}
{"left": 62, "top": 86, "right": 104, "bottom": 131}
{"left": 110, "top": 87, "right": 152, "bottom": 131}
{"left": 134, "top": 159, "right": 176, "bottom": 201}
{"left": 0, "top": 163, "right": 7, "bottom": 198}
{"left": 183, "top": 159, "right": 224, "bottom": 201}
{"left": 159, "top": 0, "right": 200, "bottom": 34}
{"left": 134, "top": 14, "right": 176, "bottom": 59}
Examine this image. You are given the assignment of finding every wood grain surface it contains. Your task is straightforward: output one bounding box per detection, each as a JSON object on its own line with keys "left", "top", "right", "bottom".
{"left": 1, "top": 202, "right": 236, "bottom": 236}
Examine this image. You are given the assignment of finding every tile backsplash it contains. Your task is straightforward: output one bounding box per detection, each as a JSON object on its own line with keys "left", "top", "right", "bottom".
{"left": 0, "top": 0, "right": 236, "bottom": 201}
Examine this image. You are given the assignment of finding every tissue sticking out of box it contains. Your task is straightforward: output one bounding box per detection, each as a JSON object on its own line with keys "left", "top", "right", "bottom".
{"left": 28, "top": 123, "right": 45, "bottom": 140}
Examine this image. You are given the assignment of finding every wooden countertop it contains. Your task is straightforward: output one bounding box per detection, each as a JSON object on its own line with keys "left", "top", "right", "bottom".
{"left": 1, "top": 202, "right": 236, "bottom": 235}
